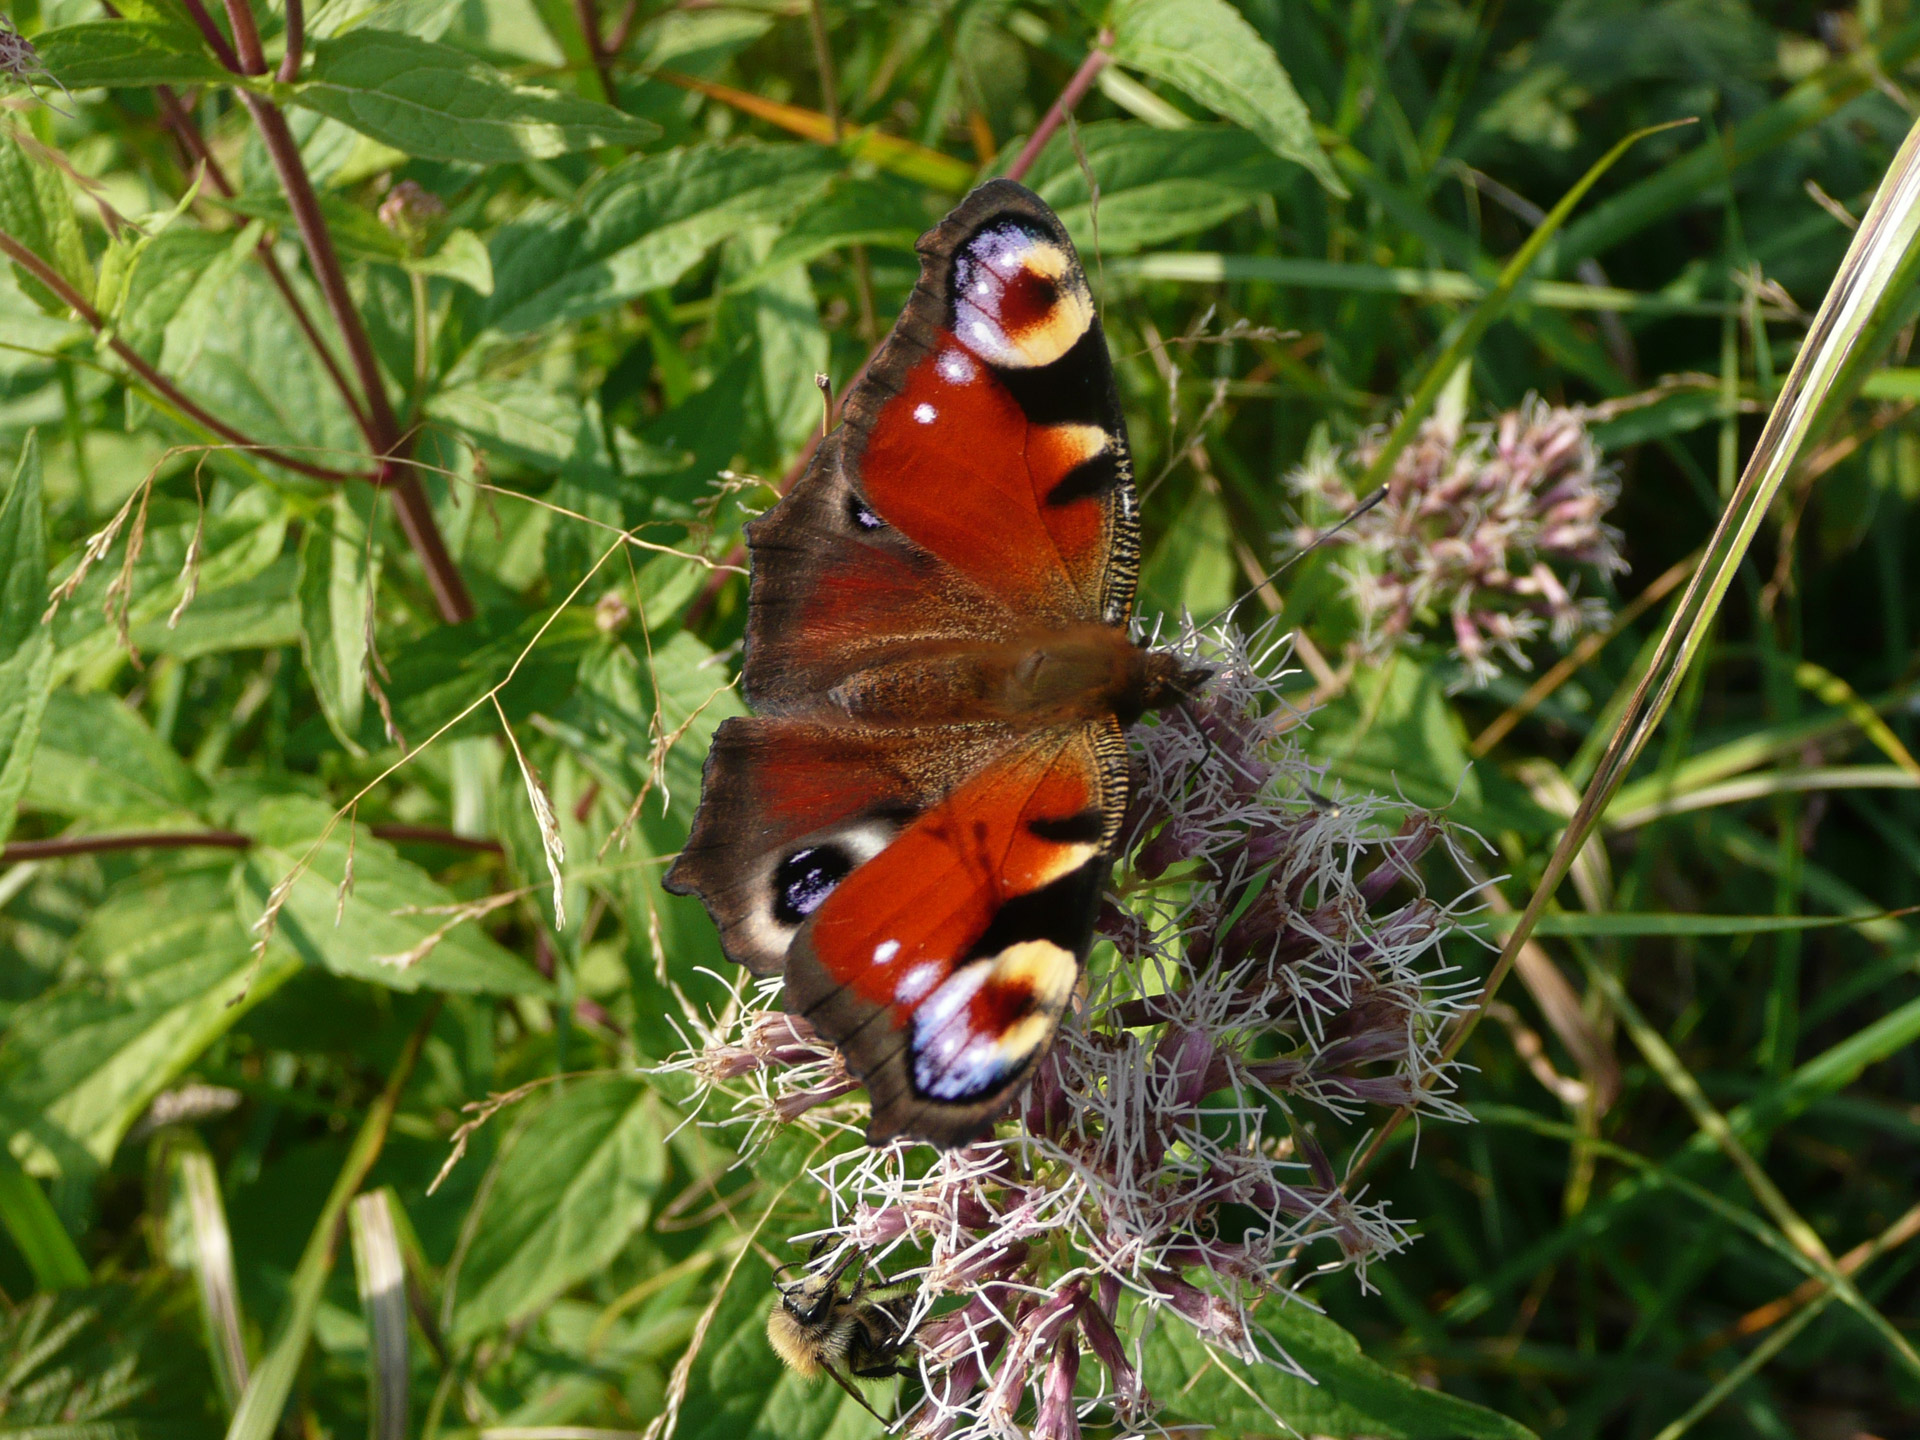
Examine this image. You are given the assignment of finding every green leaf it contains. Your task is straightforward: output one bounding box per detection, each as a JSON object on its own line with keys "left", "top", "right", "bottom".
{"left": 297, "top": 490, "right": 375, "bottom": 750}
{"left": 483, "top": 142, "right": 840, "bottom": 334}
{"left": 30, "top": 19, "right": 227, "bottom": 89}
{"left": 1021, "top": 120, "right": 1297, "bottom": 254}
{"left": 0, "top": 867, "right": 300, "bottom": 1170}
{"left": 0, "top": 125, "right": 94, "bottom": 314}
{"left": 1145, "top": 1300, "right": 1538, "bottom": 1439}
{"left": 1108, "top": 0, "right": 1344, "bottom": 196}
{"left": 239, "top": 795, "right": 551, "bottom": 995}
{"left": 0, "top": 432, "right": 52, "bottom": 848}
{"left": 116, "top": 224, "right": 262, "bottom": 374}
{"left": 721, "top": 174, "right": 929, "bottom": 288}
{"left": 25, "top": 690, "right": 211, "bottom": 825}
{"left": 0, "top": 1146, "right": 89, "bottom": 1290}
{"left": 451, "top": 1076, "right": 666, "bottom": 1341}
{"left": 723, "top": 228, "right": 828, "bottom": 456}
{"left": 427, "top": 380, "right": 680, "bottom": 483}
{"left": 407, "top": 226, "right": 493, "bottom": 294}
{"left": 294, "top": 31, "right": 660, "bottom": 163}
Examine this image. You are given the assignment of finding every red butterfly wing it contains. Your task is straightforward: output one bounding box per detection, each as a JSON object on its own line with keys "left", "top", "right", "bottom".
{"left": 665, "top": 716, "right": 1014, "bottom": 976}
{"left": 742, "top": 179, "right": 1139, "bottom": 712}
{"left": 783, "top": 719, "right": 1127, "bottom": 1147}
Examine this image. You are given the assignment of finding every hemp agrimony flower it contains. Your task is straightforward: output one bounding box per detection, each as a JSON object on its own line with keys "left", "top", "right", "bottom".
{"left": 667, "top": 617, "right": 1479, "bottom": 1438}
{"left": 1290, "top": 399, "right": 1626, "bottom": 688}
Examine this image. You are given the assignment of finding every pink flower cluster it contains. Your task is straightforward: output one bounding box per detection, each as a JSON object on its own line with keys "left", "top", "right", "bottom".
{"left": 1289, "top": 399, "right": 1626, "bottom": 688}
{"left": 668, "top": 618, "right": 1479, "bottom": 1438}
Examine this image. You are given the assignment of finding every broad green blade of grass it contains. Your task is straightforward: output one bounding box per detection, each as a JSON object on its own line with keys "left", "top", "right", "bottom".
{"left": 1442, "top": 107, "right": 1920, "bottom": 1085}
{"left": 224, "top": 1005, "right": 436, "bottom": 1440}
{"left": 0, "top": 1143, "right": 86, "bottom": 1290}
{"left": 1355, "top": 121, "right": 1691, "bottom": 495}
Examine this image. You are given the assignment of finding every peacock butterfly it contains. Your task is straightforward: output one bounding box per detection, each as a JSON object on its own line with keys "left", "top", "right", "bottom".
{"left": 665, "top": 179, "right": 1208, "bottom": 1148}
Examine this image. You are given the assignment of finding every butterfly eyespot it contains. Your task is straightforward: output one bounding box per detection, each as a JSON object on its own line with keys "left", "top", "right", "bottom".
{"left": 845, "top": 492, "right": 885, "bottom": 532}
{"left": 773, "top": 845, "right": 855, "bottom": 926}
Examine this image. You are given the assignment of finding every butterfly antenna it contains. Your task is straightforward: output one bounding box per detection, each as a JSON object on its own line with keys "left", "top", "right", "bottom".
{"left": 1205, "top": 484, "right": 1389, "bottom": 628}
{"left": 815, "top": 372, "right": 833, "bottom": 441}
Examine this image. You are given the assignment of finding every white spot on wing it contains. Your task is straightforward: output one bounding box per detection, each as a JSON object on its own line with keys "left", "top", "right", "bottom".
{"left": 913, "top": 403, "right": 937, "bottom": 424}
{"left": 896, "top": 960, "right": 942, "bottom": 1004}
{"left": 874, "top": 939, "right": 901, "bottom": 963}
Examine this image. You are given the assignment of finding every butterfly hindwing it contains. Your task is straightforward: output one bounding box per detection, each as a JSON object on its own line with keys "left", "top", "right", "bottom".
{"left": 743, "top": 180, "right": 1139, "bottom": 710}
{"left": 783, "top": 718, "right": 1127, "bottom": 1147}
{"left": 665, "top": 717, "right": 1023, "bottom": 975}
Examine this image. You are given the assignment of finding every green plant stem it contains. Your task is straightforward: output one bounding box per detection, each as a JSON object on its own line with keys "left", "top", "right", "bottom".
{"left": 223, "top": 1001, "right": 440, "bottom": 1440}
{"left": 1650, "top": 1296, "right": 1829, "bottom": 1440}
{"left": 0, "top": 229, "right": 372, "bottom": 484}
{"left": 572, "top": 0, "right": 616, "bottom": 103}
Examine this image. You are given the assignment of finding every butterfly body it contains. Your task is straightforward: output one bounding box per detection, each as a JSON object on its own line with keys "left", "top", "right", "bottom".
{"left": 667, "top": 181, "right": 1206, "bottom": 1147}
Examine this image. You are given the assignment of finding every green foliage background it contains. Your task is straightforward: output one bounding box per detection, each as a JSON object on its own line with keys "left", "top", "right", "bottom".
{"left": 1, "top": 0, "right": 1918, "bottom": 1436}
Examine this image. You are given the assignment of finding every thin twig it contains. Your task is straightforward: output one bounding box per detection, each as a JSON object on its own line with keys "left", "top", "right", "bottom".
{"left": 0, "top": 824, "right": 506, "bottom": 864}
{"left": 0, "top": 228, "right": 373, "bottom": 484}
{"left": 1005, "top": 31, "right": 1113, "bottom": 183}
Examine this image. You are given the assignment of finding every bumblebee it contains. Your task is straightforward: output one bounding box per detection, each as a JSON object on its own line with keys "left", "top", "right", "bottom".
{"left": 767, "top": 1256, "right": 918, "bottom": 1420}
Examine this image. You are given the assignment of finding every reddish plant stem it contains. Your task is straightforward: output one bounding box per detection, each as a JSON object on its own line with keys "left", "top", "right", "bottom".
{"left": 242, "top": 94, "right": 476, "bottom": 622}
{"left": 573, "top": 0, "right": 617, "bottom": 103}
{"left": 277, "top": 0, "right": 305, "bottom": 82}
{"left": 219, "top": 0, "right": 266, "bottom": 73}
{"left": 173, "top": 0, "right": 243, "bottom": 74}
{"left": 370, "top": 824, "right": 505, "bottom": 854}
{"left": 0, "top": 831, "right": 252, "bottom": 862}
{"left": 150, "top": 84, "right": 373, "bottom": 438}
{"left": 0, "top": 229, "right": 372, "bottom": 483}
{"left": 0, "top": 824, "right": 505, "bottom": 864}
{"left": 1005, "top": 30, "right": 1114, "bottom": 183}
{"left": 604, "top": 0, "right": 642, "bottom": 54}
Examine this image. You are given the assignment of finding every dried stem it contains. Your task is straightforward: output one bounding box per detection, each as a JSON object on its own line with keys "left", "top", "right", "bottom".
{"left": 0, "top": 228, "right": 373, "bottom": 484}
{"left": 1005, "top": 30, "right": 1113, "bottom": 183}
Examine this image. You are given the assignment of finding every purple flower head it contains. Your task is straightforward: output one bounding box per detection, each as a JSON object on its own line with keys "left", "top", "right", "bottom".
{"left": 1289, "top": 398, "right": 1626, "bottom": 688}
{"left": 664, "top": 615, "right": 1479, "bottom": 1437}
